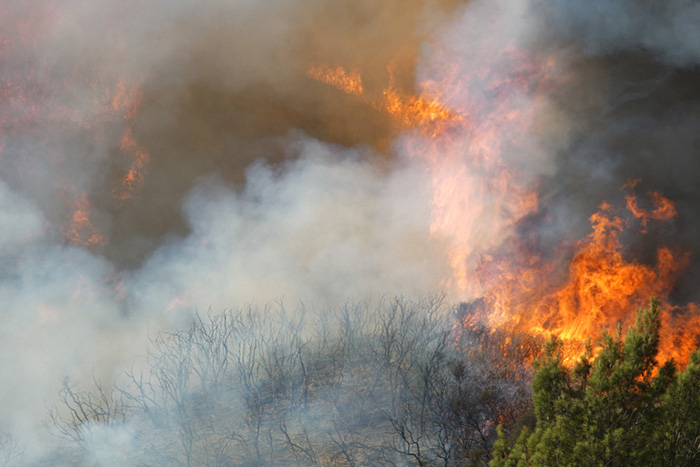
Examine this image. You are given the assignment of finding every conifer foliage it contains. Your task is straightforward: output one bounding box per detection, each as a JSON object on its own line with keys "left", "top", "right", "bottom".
{"left": 491, "top": 298, "right": 700, "bottom": 467}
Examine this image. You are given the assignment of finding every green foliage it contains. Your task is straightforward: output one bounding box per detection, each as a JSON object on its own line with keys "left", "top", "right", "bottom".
{"left": 491, "top": 298, "right": 700, "bottom": 467}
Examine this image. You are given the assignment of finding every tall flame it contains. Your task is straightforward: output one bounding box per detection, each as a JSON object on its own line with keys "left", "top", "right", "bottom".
{"left": 308, "top": 50, "right": 700, "bottom": 365}
{"left": 472, "top": 196, "right": 694, "bottom": 363}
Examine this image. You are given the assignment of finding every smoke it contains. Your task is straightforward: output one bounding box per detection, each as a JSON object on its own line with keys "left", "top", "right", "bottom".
{"left": 127, "top": 137, "right": 449, "bottom": 313}
{"left": 0, "top": 0, "right": 462, "bottom": 459}
{"left": 534, "top": 0, "right": 700, "bottom": 66}
{"left": 521, "top": 0, "right": 700, "bottom": 300}
{"left": 2, "top": 0, "right": 700, "bottom": 462}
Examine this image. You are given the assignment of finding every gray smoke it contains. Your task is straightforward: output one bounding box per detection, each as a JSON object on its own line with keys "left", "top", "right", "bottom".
{"left": 2, "top": 0, "right": 700, "bottom": 462}
{"left": 0, "top": 0, "right": 462, "bottom": 459}
{"left": 534, "top": 0, "right": 700, "bottom": 66}
{"left": 523, "top": 0, "right": 700, "bottom": 300}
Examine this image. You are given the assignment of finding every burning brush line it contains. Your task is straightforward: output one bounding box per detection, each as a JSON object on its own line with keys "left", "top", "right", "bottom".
{"left": 308, "top": 49, "right": 700, "bottom": 365}
{"left": 465, "top": 195, "right": 696, "bottom": 365}
{"left": 2, "top": 0, "right": 700, "bottom": 463}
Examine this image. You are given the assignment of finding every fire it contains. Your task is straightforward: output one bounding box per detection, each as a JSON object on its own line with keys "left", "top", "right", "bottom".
{"left": 307, "top": 65, "right": 364, "bottom": 95}
{"left": 307, "top": 63, "right": 462, "bottom": 136}
{"left": 61, "top": 193, "right": 107, "bottom": 247}
{"left": 2, "top": 0, "right": 698, "bottom": 369}
{"left": 624, "top": 180, "right": 677, "bottom": 232}
{"left": 421, "top": 47, "right": 560, "bottom": 297}
{"left": 114, "top": 126, "right": 150, "bottom": 200}
{"left": 101, "top": 81, "right": 151, "bottom": 201}
{"left": 381, "top": 85, "right": 462, "bottom": 137}
{"left": 1, "top": 0, "right": 149, "bottom": 243}
{"left": 468, "top": 196, "right": 694, "bottom": 364}
{"left": 360, "top": 44, "right": 700, "bottom": 365}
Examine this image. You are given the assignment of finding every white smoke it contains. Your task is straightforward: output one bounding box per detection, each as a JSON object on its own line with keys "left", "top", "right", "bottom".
{"left": 2, "top": 0, "right": 700, "bottom": 462}
{"left": 0, "top": 1, "right": 540, "bottom": 457}
{"left": 127, "top": 135, "right": 449, "bottom": 314}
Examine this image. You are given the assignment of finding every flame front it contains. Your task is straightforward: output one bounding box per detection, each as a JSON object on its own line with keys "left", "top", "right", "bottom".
{"left": 413, "top": 47, "right": 699, "bottom": 364}
{"left": 308, "top": 49, "right": 700, "bottom": 365}
{"left": 473, "top": 198, "right": 693, "bottom": 363}
{"left": 3, "top": 0, "right": 699, "bottom": 374}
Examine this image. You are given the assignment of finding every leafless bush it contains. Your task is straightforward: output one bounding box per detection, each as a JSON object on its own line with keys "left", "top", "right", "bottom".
{"left": 0, "top": 433, "right": 22, "bottom": 467}
{"left": 48, "top": 295, "right": 535, "bottom": 466}
{"left": 47, "top": 373, "right": 128, "bottom": 449}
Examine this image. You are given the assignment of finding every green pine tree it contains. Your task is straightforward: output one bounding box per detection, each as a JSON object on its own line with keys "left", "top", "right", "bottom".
{"left": 491, "top": 298, "right": 700, "bottom": 467}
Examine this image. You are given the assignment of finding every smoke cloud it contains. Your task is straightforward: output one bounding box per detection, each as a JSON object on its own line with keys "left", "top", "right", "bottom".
{"left": 534, "top": 0, "right": 700, "bottom": 66}
{"left": 523, "top": 0, "right": 700, "bottom": 300}
{"left": 2, "top": 0, "right": 700, "bottom": 461}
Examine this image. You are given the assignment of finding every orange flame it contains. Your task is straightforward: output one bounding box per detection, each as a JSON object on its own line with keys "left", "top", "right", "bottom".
{"left": 307, "top": 63, "right": 462, "bottom": 136}
{"left": 381, "top": 85, "right": 462, "bottom": 137}
{"left": 114, "top": 126, "right": 150, "bottom": 200}
{"left": 400, "top": 46, "right": 700, "bottom": 365}
{"left": 307, "top": 65, "right": 364, "bottom": 95}
{"left": 62, "top": 193, "right": 107, "bottom": 247}
{"left": 422, "top": 48, "right": 558, "bottom": 296}
{"left": 1, "top": 2, "right": 151, "bottom": 235}
{"left": 624, "top": 179, "right": 677, "bottom": 233}
{"left": 472, "top": 199, "right": 693, "bottom": 364}
{"left": 105, "top": 82, "right": 151, "bottom": 200}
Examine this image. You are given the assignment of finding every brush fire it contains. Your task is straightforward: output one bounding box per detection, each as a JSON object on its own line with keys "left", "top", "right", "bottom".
{"left": 2, "top": 0, "right": 700, "bottom": 464}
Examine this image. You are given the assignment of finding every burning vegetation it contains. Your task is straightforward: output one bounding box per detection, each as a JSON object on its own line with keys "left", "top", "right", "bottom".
{"left": 307, "top": 48, "right": 700, "bottom": 368}
{"left": 493, "top": 299, "right": 700, "bottom": 466}
{"left": 2, "top": 0, "right": 700, "bottom": 464}
{"left": 470, "top": 195, "right": 696, "bottom": 365}
{"left": 307, "top": 63, "right": 463, "bottom": 137}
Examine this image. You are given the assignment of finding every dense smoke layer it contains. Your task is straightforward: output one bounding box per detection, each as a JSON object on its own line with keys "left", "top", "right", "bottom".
{"left": 2, "top": 0, "right": 463, "bottom": 267}
{"left": 1, "top": 0, "right": 462, "bottom": 458}
{"left": 535, "top": 0, "right": 700, "bottom": 66}
{"left": 1, "top": 0, "right": 700, "bottom": 462}
{"left": 528, "top": 0, "right": 700, "bottom": 301}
